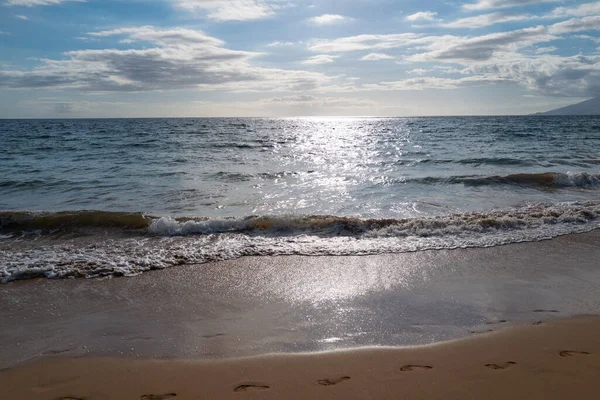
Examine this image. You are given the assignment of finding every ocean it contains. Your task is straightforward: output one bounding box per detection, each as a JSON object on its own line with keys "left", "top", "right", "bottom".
{"left": 1, "top": 116, "right": 600, "bottom": 283}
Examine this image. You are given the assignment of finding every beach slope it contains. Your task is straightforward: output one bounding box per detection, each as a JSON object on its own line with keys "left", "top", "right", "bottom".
{"left": 1, "top": 316, "right": 599, "bottom": 400}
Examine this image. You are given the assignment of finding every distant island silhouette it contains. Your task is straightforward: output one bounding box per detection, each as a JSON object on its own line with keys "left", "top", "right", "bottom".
{"left": 536, "top": 97, "right": 600, "bottom": 115}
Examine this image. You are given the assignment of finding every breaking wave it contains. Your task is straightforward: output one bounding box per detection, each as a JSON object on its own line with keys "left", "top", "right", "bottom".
{"left": 0, "top": 211, "right": 150, "bottom": 233}
{"left": 1, "top": 201, "right": 600, "bottom": 283}
{"left": 411, "top": 172, "right": 600, "bottom": 188}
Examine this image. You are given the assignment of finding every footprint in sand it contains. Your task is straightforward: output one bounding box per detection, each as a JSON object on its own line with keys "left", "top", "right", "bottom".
{"left": 485, "top": 320, "right": 507, "bottom": 325}
{"left": 141, "top": 394, "right": 177, "bottom": 400}
{"left": 234, "top": 383, "right": 270, "bottom": 392}
{"left": 470, "top": 329, "right": 494, "bottom": 334}
{"left": 559, "top": 350, "right": 590, "bottom": 357}
{"left": 317, "top": 376, "right": 351, "bottom": 386}
{"left": 42, "top": 346, "right": 79, "bottom": 356}
{"left": 54, "top": 397, "right": 85, "bottom": 400}
{"left": 400, "top": 365, "right": 433, "bottom": 372}
{"left": 201, "top": 333, "right": 226, "bottom": 339}
{"left": 485, "top": 362, "right": 516, "bottom": 370}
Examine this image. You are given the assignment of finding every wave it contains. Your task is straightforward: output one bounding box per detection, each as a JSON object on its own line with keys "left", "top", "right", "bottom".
{"left": 0, "top": 211, "right": 151, "bottom": 233}
{"left": 2, "top": 202, "right": 600, "bottom": 282}
{"left": 2, "top": 201, "right": 600, "bottom": 239}
{"left": 148, "top": 202, "right": 600, "bottom": 238}
{"left": 209, "top": 170, "right": 301, "bottom": 183}
{"left": 420, "top": 157, "right": 535, "bottom": 166}
{"left": 410, "top": 172, "right": 600, "bottom": 188}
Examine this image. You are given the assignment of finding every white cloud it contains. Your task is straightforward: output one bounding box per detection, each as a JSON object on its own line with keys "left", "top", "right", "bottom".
{"left": 533, "top": 46, "right": 557, "bottom": 54}
{"left": 266, "top": 41, "right": 297, "bottom": 47}
{"left": 466, "top": 54, "right": 600, "bottom": 97}
{"left": 309, "top": 33, "right": 421, "bottom": 53}
{"left": 435, "top": 66, "right": 466, "bottom": 74}
{"left": 0, "top": 26, "right": 333, "bottom": 92}
{"left": 405, "top": 11, "right": 437, "bottom": 22}
{"left": 310, "top": 26, "right": 556, "bottom": 64}
{"left": 302, "top": 54, "right": 338, "bottom": 64}
{"left": 5, "top": 0, "right": 85, "bottom": 6}
{"left": 87, "top": 26, "right": 229, "bottom": 48}
{"left": 547, "top": 2, "right": 600, "bottom": 18}
{"left": 573, "top": 34, "right": 600, "bottom": 44}
{"left": 265, "top": 95, "right": 376, "bottom": 108}
{"left": 550, "top": 16, "right": 600, "bottom": 34}
{"left": 462, "top": 0, "right": 560, "bottom": 11}
{"left": 15, "top": 14, "right": 28, "bottom": 19}
{"left": 303, "top": 20, "right": 600, "bottom": 97}
{"left": 360, "top": 53, "right": 394, "bottom": 61}
{"left": 442, "top": 12, "right": 532, "bottom": 28}
{"left": 309, "top": 14, "right": 351, "bottom": 25}
{"left": 88, "top": 26, "right": 226, "bottom": 47}
{"left": 407, "top": 26, "right": 557, "bottom": 63}
{"left": 361, "top": 75, "right": 507, "bottom": 91}
{"left": 174, "top": 0, "right": 283, "bottom": 21}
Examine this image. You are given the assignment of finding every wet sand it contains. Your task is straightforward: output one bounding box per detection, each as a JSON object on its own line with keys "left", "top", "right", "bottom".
{"left": 1, "top": 231, "right": 600, "bottom": 369}
{"left": 1, "top": 231, "right": 600, "bottom": 398}
{"left": 1, "top": 316, "right": 599, "bottom": 399}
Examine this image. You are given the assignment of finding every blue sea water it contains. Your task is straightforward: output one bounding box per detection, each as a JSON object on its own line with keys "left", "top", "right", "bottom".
{"left": 1, "top": 116, "right": 600, "bottom": 281}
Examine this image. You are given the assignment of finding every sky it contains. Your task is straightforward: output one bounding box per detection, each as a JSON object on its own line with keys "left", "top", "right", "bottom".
{"left": 1, "top": 0, "right": 600, "bottom": 117}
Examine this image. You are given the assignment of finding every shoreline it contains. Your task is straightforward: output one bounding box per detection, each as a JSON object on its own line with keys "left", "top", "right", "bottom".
{"left": 2, "top": 230, "right": 600, "bottom": 370}
{"left": 3, "top": 203, "right": 600, "bottom": 283}
{"left": 2, "top": 316, "right": 599, "bottom": 399}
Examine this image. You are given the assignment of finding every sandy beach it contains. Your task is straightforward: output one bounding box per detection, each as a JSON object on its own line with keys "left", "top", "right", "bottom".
{"left": 4, "top": 2, "right": 600, "bottom": 395}
{"left": 1, "top": 316, "right": 599, "bottom": 399}
{"left": 2, "top": 231, "right": 600, "bottom": 398}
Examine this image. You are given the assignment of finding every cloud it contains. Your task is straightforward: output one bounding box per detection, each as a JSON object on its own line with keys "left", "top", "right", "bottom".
{"left": 442, "top": 12, "right": 532, "bottom": 28}
{"left": 302, "top": 54, "right": 338, "bottom": 64}
{"left": 173, "top": 0, "right": 284, "bottom": 21}
{"left": 87, "top": 26, "right": 226, "bottom": 47}
{"left": 466, "top": 54, "right": 600, "bottom": 97}
{"left": 304, "top": 19, "right": 600, "bottom": 97}
{"left": 462, "top": 0, "right": 560, "bottom": 11}
{"left": 308, "top": 14, "right": 351, "bottom": 25}
{"left": 266, "top": 41, "right": 297, "bottom": 47}
{"left": 0, "top": 26, "right": 333, "bottom": 92}
{"left": 405, "top": 11, "right": 437, "bottom": 22}
{"left": 5, "top": 0, "right": 85, "bottom": 6}
{"left": 533, "top": 46, "right": 557, "bottom": 54}
{"left": 265, "top": 94, "right": 376, "bottom": 108}
{"left": 361, "top": 75, "right": 508, "bottom": 91}
{"left": 546, "top": 2, "right": 600, "bottom": 18}
{"left": 407, "top": 26, "right": 556, "bottom": 63}
{"left": 308, "top": 33, "right": 421, "bottom": 53}
{"left": 15, "top": 14, "right": 29, "bottom": 19}
{"left": 360, "top": 53, "right": 394, "bottom": 61}
{"left": 573, "top": 34, "right": 600, "bottom": 44}
{"left": 435, "top": 66, "right": 466, "bottom": 74}
{"left": 310, "top": 26, "right": 556, "bottom": 64}
{"left": 549, "top": 16, "right": 600, "bottom": 34}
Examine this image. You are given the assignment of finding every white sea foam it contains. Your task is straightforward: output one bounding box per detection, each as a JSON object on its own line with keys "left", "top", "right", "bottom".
{"left": 553, "top": 172, "right": 600, "bottom": 187}
{"left": 2, "top": 202, "right": 600, "bottom": 283}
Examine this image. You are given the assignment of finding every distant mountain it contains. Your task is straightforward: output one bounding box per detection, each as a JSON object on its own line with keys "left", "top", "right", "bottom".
{"left": 537, "top": 97, "right": 600, "bottom": 115}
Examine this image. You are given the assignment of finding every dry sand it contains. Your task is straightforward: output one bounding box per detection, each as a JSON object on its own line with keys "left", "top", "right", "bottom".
{"left": 2, "top": 316, "right": 599, "bottom": 400}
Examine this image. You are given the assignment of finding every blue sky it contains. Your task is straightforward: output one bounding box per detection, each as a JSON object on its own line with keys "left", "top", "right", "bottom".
{"left": 1, "top": 0, "right": 600, "bottom": 117}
